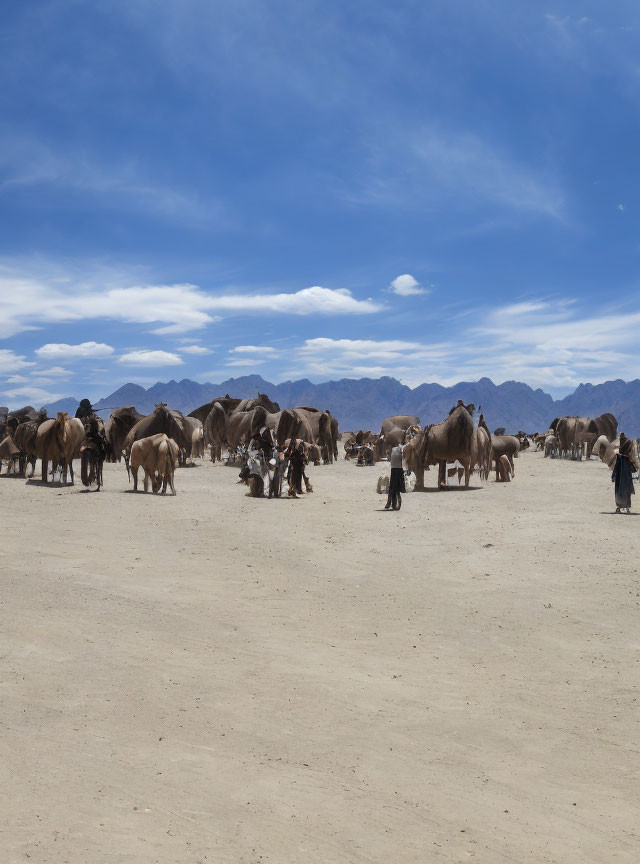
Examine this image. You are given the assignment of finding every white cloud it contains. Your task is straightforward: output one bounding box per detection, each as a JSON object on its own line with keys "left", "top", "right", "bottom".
{"left": 0, "top": 262, "right": 382, "bottom": 338}
{"left": 118, "top": 350, "right": 183, "bottom": 366}
{"left": 1, "top": 386, "right": 65, "bottom": 404}
{"left": 180, "top": 345, "right": 212, "bottom": 354}
{"left": 35, "top": 341, "right": 115, "bottom": 360}
{"left": 225, "top": 358, "right": 265, "bottom": 367}
{"left": 0, "top": 349, "right": 34, "bottom": 375}
{"left": 38, "top": 366, "right": 71, "bottom": 377}
{"left": 230, "top": 345, "right": 278, "bottom": 354}
{"left": 390, "top": 274, "right": 426, "bottom": 296}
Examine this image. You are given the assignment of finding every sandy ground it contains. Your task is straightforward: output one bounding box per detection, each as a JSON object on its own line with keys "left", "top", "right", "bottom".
{"left": 1, "top": 448, "right": 639, "bottom": 863}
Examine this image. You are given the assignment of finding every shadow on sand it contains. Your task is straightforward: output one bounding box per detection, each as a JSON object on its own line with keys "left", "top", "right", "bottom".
{"left": 415, "top": 485, "right": 484, "bottom": 493}
{"left": 25, "top": 479, "right": 70, "bottom": 488}
{"left": 599, "top": 511, "right": 640, "bottom": 516}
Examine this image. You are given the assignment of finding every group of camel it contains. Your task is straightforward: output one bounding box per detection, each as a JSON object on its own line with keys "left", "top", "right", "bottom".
{"left": 344, "top": 403, "right": 521, "bottom": 488}
{"left": 1, "top": 399, "right": 628, "bottom": 494}
{"left": 0, "top": 393, "right": 341, "bottom": 492}
{"left": 536, "top": 413, "right": 621, "bottom": 463}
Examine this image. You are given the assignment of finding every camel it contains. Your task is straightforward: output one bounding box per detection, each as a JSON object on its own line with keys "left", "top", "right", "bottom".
{"left": 128, "top": 433, "right": 179, "bottom": 494}
{"left": 123, "top": 403, "right": 190, "bottom": 464}
{"left": 13, "top": 412, "right": 48, "bottom": 476}
{"left": 429, "top": 402, "right": 476, "bottom": 488}
{"left": 107, "top": 406, "right": 144, "bottom": 462}
{"left": 496, "top": 453, "right": 514, "bottom": 482}
{"left": 544, "top": 433, "right": 558, "bottom": 458}
{"left": 203, "top": 401, "right": 227, "bottom": 462}
{"left": 410, "top": 403, "right": 476, "bottom": 489}
{"left": 192, "top": 425, "right": 205, "bottom": 459}
{"left": 188, "top": 393, "right": 280, "bottom": 425}
{"left": 35, "top": 412, "right": 84, "bottom": 484}
{"left": 225, "top": 406, "right": 299, "bottom": 455}
{"left": 471, "top": 416, "right": 492, "bottom": 481}
{"left": 183, "top": 416, "right": 203, "bottom": 462}
{"left": 490, "top": 434, "right": 519, "bottom": 481}
{"left": 379, "top": 415, "right": 421, "bottom": 459}
{"left": 0, "top": 434, "right": 20, "bottom": 474}
{"left": 556, "top": 416, "right": 594, "bottom": 459}
{"left": 293, "top": 408, "right": 335, "bottom": 463}
{"left": 592, "top": 435, "right": 620, "bottom": 468}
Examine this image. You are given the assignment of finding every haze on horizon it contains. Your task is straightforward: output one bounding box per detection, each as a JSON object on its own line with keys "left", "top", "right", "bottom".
{"left": 2, "top": 1, "right": 639, "bottom": 410}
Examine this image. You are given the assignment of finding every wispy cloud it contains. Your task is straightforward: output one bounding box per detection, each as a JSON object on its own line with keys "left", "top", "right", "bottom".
{"left": 0, "top": 349, "right": 35, "bottom": 375}
{"left": 2, "top": 385, "right": 66, "bottom": 404}
{"left": 180, "top": 345, "right": 212, "bottom": 355}
{"left": 0, "top": 261, "right": 382, "bottom": 338}
{"left": 230, "top": 345, "right": 278, "bottom": 355}
{"left": 35, "top": 341, "right": 115, "bottom": 360}
{"left": 343, "top": 124, "right": 564, "bottom": 220}
{"left": 118, "top": 350, "right": 183, "bottom": 366}
{"left": 0, "top": 134, "right": 226, "bottom": 228}
{"left": 288, "top": 298, "right": 640, "bottom": 389}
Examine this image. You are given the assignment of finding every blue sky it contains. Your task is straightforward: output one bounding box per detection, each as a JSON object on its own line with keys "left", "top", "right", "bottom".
{"left": 1, "top": 1, "right": 640, "bottom": 408}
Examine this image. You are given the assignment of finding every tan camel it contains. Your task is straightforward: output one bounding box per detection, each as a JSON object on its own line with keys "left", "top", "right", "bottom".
{"left": 35, "top": 412, "right": 84, "bottom": 484}
{"left": 412, "top": 403, "right": 476, "bottom": 489}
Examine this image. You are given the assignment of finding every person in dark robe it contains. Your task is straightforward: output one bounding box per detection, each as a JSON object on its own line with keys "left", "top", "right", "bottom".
{"left": 286, "top": 440, "right": 306, "bottom": 497}
{"left": 612, "top": 433, "right": 638, "bottom": 514}
{"left": 385, "top": 444, "right": 406, "bottom": 510}
{"left": 75, "top": 398, "right": 94, "bottom": 420}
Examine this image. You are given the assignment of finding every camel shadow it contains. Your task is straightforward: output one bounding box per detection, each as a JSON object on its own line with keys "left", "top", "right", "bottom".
{"left": 122, "top": 489, "right": 176, "bottom": 497}
{"left": 0, "top": 473, "right": 26, "bottom": 481}
{"left": 415, "top": 485, "right": 484, "bottom": 493}
{"left": 599, "top": 511, "right": 640, "bottom": 517}
{"left": 25, "top": 479, "right": 69, "bottom": 488}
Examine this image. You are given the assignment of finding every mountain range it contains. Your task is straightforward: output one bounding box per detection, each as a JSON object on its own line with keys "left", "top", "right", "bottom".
{"left": 42, "top": 375, "right": 640, "bottom": 436}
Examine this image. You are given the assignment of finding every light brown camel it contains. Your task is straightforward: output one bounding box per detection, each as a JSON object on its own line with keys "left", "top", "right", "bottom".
{"left": 35, "top": 412, "right": 85, "bottom": 484}
{"left": 410, "top": 403, "right": 476, "bottom": 489}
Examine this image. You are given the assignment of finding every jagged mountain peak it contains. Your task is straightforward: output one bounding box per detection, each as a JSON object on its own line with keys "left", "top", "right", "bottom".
{"left": 42, "top": 375, "right": 640, "bottom": 435}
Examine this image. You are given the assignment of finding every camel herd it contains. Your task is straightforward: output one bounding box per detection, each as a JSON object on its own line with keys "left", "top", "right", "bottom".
{"left": 0, "top": 399, "right": 630, "bottom": 494}
{"left": 343, "top": 406, "right": 630, "bottom": 489}
{"left": 0, "top": 393, "right": 341, "bottom": 493}
{"left": 535, "top": 413, "right": 619, "bottom": 461}
{"left": 343, "top": 404, "right": 520, "bottom": 488}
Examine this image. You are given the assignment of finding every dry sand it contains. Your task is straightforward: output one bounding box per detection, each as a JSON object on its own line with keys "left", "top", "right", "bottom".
{"left": 1, "top": 449, "right": 638, "bottom": 863}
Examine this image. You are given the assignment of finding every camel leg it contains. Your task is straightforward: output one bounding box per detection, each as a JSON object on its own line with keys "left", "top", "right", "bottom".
{"left": 438, "top": 460, "right": 447, "bottom": 488}
{"left": 68, "top": 459, "right": 74, "bottom": 485}
{"left": 143, "top": 470, "right": 149, "bottom": 493}
{"left": 42, "top": 457, "right": 48, "bottom": 483}
{"left": 133, "top": 467, "right": 139, "bottom": 492}
{"left": 463, "top": 463, "right": 470, "bottom": 487}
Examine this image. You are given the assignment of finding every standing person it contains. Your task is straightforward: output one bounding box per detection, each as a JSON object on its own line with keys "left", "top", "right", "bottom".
{"left": 612, "top": 433, "right": 638, "bottom": 514}
{"left": 385, "top": 444, "right": 406, "bottom": 510}
{"left": 75, "top": 398, "right": 94, "bottom": 420}
{"left": 286, "top": 440, "right": 306, "bottom": 497}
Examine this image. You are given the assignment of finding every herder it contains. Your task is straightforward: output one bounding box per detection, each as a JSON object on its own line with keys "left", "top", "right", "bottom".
{"left": 612, "top": 432, "right": 638, "bottom": 514}
{"left": 385, "top": 444, "right": 405, "bottom": 511}
{"left": 287, "top": 440, "right": 307, "bottom": 498}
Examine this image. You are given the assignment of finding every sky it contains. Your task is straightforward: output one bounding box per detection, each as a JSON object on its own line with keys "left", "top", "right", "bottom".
{"left": 1, "top": 0, "right": 640, "bottom": 408}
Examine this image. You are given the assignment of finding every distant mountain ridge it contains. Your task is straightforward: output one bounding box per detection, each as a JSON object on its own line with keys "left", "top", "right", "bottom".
{"left": 43, "top": 375, "right": 640, "bottom": 435}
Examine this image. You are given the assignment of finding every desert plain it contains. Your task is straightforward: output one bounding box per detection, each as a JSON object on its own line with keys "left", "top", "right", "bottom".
{"left": 1, "top": 448, "right": 638, "bottom": 863}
